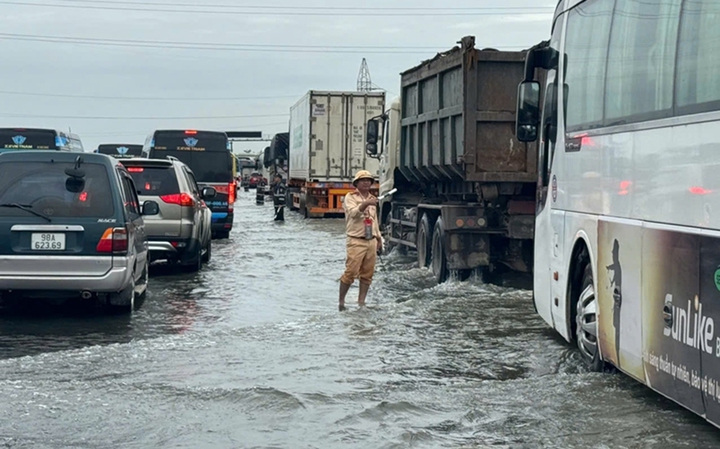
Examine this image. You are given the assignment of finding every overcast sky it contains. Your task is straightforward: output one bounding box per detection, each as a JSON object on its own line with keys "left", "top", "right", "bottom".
{"left": 0, "top": 0, "right": 554, "bottom": 155}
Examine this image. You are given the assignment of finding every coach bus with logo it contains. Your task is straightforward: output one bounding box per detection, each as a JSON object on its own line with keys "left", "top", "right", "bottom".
{"left": 516, "top": 0, "right": 720, "bottom": 427}
{"left": 0, "top": 128, "right": 82, "bottom": 153}
{"left": 142, "top": 129, "right": 236, "bottom": 239}
{"left": 96, "top": 143, "right": 143, "bottom": 159}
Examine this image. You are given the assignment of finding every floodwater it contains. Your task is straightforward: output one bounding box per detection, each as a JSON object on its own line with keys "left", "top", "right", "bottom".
{"left": 1, "top": 192, "right": 720, "bottom": 448}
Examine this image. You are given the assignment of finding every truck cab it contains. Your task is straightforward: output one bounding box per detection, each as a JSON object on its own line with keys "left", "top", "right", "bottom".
{"left": 377, "top": 97, "right": 401, "bottom": 226}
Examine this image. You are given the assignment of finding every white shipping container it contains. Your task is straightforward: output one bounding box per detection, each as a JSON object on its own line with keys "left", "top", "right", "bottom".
{"left": 288, "top": 91, "right": 384, "bottom": 182}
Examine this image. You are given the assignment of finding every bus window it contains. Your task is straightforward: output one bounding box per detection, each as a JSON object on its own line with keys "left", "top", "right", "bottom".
{"left": 676, "top": 0, "right": 720, "bottom": 114}
{"left": 604, "top": 0, "right": 680, "bottom": 124}
{"left": 563, "top": 0, "right": 613, "bottom": 132}
{"left": 0, "top": 128, "right": 73, "bottom": 152}
{"left": 145, "top": 129, "right": 235, "bottom": 239}
{"left": 97, "top": 144, "right": 143, "bottom": 159}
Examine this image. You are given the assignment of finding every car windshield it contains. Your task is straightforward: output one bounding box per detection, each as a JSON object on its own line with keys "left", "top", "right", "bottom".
{"left": 0, "top": 161, "right": 115, "bottom": 218}
{"left": 126, "top": 166, "right": 180, "bottom": 196}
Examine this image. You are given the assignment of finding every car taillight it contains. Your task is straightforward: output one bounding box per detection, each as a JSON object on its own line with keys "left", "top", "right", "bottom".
{"left": 97, "top": 227, "right": 128, "bottom": 254}
{"left": 228, "top": 181, "right": 236, "bottom": 204}
{"left": 127, "top": 167, "right": 144, "bottom": 172}
{"left": 160, "top": 193, "right": 195, "bottom": 207}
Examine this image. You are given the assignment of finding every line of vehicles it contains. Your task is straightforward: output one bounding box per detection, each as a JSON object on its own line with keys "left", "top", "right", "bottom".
{"left": 263, "top": 39, "right": 536, "bottom": 286}
{"left": 0, "top": 127, "right": 238, "bottom": 313}
{"left": 3, "top": 0, "right": 720, "bottom": 428}
{"left": 264, "top": 2, "right": 720, "bottom": 429}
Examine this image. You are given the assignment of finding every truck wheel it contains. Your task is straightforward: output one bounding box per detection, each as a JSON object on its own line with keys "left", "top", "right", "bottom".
{"left": 417, "top": 213, "right": 432, "bottom": 268}
{"left": 300, "top": 195, "right": 308, "bottom": 218}
{"left": 431, "top": 217, "right": 449, "bottom": 283}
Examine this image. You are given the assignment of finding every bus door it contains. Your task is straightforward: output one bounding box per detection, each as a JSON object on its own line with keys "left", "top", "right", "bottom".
{"left": 530, "top": 32, "right": 563, "bottom": 334}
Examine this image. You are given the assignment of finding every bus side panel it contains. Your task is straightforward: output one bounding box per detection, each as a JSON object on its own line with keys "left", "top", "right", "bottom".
{"left": 638, "top": 226, "right": 704, "bottom": 416}
{"left": 700, "top": 237, "right": 720, "bottom": 425}
{"left": 548, "top": 210, "right": 566, "bottom": 338}
{"left": 533, "top": 201, "right": 555, "bottom": 331}
{"left": 597, "top": 218, "right": 644, "bottom": 382}
{"left": 560, "top": 212, "right": 599, "bottom": 342}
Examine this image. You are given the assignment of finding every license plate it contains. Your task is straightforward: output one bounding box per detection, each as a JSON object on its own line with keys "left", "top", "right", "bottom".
{"left": 31, "top": 233, "right": 66, "bottom": 250}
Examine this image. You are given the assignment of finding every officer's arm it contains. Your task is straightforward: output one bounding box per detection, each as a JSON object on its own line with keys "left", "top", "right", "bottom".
{"left": 344, "top": 194, "right": 363, "bottom": 219}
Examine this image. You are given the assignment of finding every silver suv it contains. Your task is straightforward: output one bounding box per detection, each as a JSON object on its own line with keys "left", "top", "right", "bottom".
{"left": 121, "top": 157, "right": 215, "bottom": 272}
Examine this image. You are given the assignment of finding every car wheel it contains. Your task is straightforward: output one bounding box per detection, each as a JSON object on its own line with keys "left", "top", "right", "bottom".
{"left": 136, "top": 260, "right": 149, "bottom": 305}
{"left": 202, "top": 237, "right": 212, "bottom": 263}
{"left": 184, "top": 248, "right": 202, "bottom": 273}
{"left": 107, "top": 276, "right": 135, "bottom": 314}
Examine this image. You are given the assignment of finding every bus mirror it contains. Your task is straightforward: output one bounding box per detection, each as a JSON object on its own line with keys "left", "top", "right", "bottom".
{"left": 516, "top": 81, "right": 541, "bottom": 142}
{"left": 366, "top": 143, "right": 378, "bottom": 156}
{"left": 366, "top": 119, "right": 379, "bottom": 145}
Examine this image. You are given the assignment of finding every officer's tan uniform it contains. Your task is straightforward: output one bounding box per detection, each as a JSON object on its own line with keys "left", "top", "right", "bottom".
{"left": 340, "top": 188, "right": 381, "bottom": 286}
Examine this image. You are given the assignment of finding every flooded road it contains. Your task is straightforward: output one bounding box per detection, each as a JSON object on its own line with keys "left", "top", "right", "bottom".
{"left": 2, "top": 192, "right": 720, "bottom": 448}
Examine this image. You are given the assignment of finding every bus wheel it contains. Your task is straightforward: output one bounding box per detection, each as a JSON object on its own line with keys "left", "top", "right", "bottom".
{"left": 416, "top": 214, "right": 432, "bottom": 268}
{"left": 431, "top": 217, "right": 449, "bottom": 284}
{"left": 576, "top": 260, "right": 604, "bottom": 372}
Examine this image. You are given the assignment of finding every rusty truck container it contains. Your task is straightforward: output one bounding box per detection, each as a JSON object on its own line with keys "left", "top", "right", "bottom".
{"left": 398, "top": 36, "right": 538, "bottom": 186}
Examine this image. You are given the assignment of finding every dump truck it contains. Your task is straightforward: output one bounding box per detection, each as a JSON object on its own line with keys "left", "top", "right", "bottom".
{"left": 365, "top": 36, "right": 541, "bottom": 283}
{"left": 287, "top": 91, "right": 384, "bottom": 218}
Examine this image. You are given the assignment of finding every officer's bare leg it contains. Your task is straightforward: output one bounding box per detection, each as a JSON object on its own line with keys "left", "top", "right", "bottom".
{"left": 358, "top": 281, "right": 370, "bottom": 307}
{"left": 338, "top": 281, "right": 351, "bottom": 311}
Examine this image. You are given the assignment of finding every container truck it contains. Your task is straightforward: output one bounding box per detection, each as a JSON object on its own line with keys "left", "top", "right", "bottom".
{"left": 264, "top": 132, "right": 289, "bottom": 182}
{"left": 287, "top": 91, "right": 384, "bottom": 218}
{"left": 365, "top": 36, "right": 542, "bottom": 283}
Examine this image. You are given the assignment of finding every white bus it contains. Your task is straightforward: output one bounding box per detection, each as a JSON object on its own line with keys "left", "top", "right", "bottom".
{"left": 516, "top": 0, "right": 720, "bottom": 426}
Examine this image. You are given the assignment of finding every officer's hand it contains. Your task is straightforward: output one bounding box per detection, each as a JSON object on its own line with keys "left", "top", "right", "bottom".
{"left": 363, "top": 197, "right": 378, "bottom": 207}
{"left": 376, "top": 238, "right": 382, "bottom": 254}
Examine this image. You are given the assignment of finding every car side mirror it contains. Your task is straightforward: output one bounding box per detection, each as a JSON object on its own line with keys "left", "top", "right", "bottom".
{"left": 516, "top": 81, "right": 541, "bottom": 142}
{"left": 202, "top": 187, "right": 217, "bottom": 199}
{"left": 142, "top": 200, "right": 160, "bottom": 216}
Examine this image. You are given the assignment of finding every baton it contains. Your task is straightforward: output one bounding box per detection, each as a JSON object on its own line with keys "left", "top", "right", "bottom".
{"left": 377, "top": 188, "right": 397, "bottom": 201}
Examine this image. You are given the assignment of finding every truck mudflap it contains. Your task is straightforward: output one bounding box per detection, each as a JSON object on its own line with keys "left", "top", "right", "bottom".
{"left": 507, "top": 215, "right": 535, "bottom": 240}
{"left": 446, "top": 233, "right": 490, "bottom": 270}
{"left": 438, "top": 204, "right": 492, "bottom": 271}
